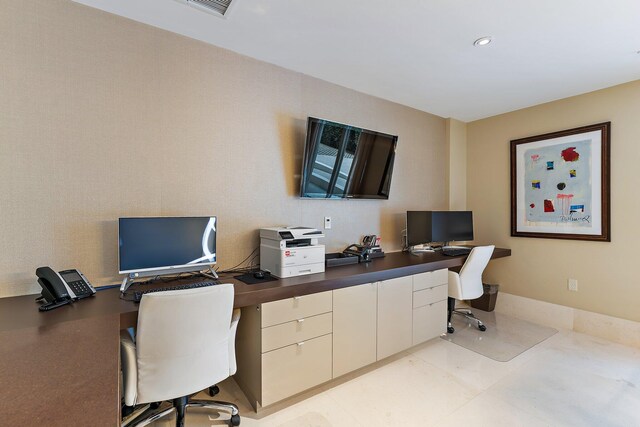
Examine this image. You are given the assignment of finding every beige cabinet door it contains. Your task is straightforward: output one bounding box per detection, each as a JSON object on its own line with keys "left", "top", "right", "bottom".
{"left": 377, "top": 276, "right": 413, "bottom": 360}
{"left": 332, "top": 283, "right": 377, "bottom": 378}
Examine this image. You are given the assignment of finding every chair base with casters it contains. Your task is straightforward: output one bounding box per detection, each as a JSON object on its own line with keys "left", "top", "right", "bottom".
{"left": 447, "top": 297, "right": 486, "bottom": 333}
{"left": 122, "top": 394, "right": 240, "bottom": 427}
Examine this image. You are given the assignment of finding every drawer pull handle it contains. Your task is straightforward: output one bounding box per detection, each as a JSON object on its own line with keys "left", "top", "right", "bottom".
{"left": 297, "top": 341, "right": 305, "bottom": 346}
{"left": 293, "top": 296, "right": 301, "bottom": 300}
{"left": 297, "top": 318, "right": 305, "bottom": 323}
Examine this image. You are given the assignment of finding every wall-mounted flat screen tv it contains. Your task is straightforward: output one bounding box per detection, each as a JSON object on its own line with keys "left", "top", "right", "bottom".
{"left": 300, "top": 117, "right": 398, "bottom": 199}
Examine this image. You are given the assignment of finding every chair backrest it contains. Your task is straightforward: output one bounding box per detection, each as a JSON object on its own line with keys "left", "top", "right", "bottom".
{"left": 456, "top": 245, "right": 495, "bottom": 300}
{"left": 135, "top": 283, "right": 234, "bottom": 404}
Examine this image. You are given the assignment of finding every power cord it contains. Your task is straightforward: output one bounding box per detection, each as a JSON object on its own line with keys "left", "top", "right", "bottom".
{"left": 401, "top": 228, "right": 409, "bottom": 252}
{"left": 218, "top": 247, "right": 260, "bottom": 274}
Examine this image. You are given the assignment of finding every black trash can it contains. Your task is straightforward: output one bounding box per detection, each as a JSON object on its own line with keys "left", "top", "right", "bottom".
{"left": 470, "top": 283, "right": 499, "bottom": 312}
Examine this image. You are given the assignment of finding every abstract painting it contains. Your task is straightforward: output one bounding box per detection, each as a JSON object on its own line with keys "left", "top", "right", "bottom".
{"left": 510, "top": 122, "right": 610, "bottom": 241}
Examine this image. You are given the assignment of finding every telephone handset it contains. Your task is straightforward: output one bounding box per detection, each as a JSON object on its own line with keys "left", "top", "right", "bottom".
{"left": 36, "top": 267, "right": 96, "bottom": 311}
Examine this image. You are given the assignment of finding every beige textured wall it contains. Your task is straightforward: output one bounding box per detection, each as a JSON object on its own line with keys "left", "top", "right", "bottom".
{"left": 468, "top": 80, "right": 640, "bottom": 322}
{"left": 0, "top": 0, "right": 446, "bottom": 297}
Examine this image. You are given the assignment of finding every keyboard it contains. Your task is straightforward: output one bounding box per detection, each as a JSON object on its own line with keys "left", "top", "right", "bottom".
{"left": 441, "top": 247, "right": 472, "bottom": 257}
{"left": 133, "top": 281, "right": 217, "bottom": 302}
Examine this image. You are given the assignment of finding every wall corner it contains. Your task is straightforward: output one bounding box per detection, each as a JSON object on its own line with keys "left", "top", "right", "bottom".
{"left": 445, "top": 118, "right": 468, "bottom": 210}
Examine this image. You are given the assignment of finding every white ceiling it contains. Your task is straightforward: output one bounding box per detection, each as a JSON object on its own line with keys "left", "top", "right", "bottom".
{"left": 73, "top": 0, "right": 640, "bottom": 121}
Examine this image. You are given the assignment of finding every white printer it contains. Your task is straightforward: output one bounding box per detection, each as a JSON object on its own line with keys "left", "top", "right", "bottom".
{"left": 260, "top": 227, "right": 325, "bottom": 278}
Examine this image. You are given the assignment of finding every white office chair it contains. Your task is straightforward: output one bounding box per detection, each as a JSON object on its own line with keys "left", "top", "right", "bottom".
{"left": 120, "top": 284, "right": 241, "bottom": 427}
{"left": 447, "top": 245, "right": 495, "bottom": 334}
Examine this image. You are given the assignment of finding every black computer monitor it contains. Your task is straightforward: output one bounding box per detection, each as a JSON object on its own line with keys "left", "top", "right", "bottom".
{"left": 406, "top": 211, "right": 474, "bottom": 247}
{"left": 431, "top": 211, "right": 474, "bottom": 243}
{"left": 118, "top": 216, "right": 217, "bottom": 275}
{"left": 406, "top": 211, "right": 433, "bottom": 247}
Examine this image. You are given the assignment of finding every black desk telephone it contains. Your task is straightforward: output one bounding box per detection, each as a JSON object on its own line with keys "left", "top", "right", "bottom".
{"left": 36, "top": 267, "right": 96, "bottom": 311}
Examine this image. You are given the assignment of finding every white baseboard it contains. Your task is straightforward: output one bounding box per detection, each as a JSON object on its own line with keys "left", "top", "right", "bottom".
{"left": 495, "top": 293, "right": 574, "bottom": 330}
{"left": 495, "top": 292, "right": 640, "bottom": 349}
{"left": 573, "top": 309, "right": 640, "bottom": 349}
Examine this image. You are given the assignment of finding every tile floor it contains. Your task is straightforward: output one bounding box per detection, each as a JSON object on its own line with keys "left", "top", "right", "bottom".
{"left": 151, "top": 317, "right": 640, "bottom": 427}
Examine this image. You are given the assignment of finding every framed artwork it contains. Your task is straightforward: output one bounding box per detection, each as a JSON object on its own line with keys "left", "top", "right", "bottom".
{"left": 510, "top": 122, "right": 610, "bottom": 241}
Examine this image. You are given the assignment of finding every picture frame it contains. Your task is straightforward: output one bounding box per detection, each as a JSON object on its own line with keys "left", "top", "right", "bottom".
{"left": 510, "top": 122, "right": 610, "bottom": 241}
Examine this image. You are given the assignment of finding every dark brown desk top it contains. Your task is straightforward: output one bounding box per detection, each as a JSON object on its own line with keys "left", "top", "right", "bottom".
{"left": 0, "top": 248, "right": 511, "bottom": 332}
{"left": 233, "top": 247, "right": 511, "bottom": 307}
{"left": 0, "top": 314, "right": 120, "bottom": 427}
{"left": 0, "top": 248, "right": 510, "bottom": 425}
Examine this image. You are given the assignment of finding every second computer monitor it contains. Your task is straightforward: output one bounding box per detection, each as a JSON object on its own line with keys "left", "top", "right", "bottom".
{"left": 431, "top": 211, "right": 474, "bottom": 243}
{"left": 406, "top": 211, "right": 473, "bottom": 246}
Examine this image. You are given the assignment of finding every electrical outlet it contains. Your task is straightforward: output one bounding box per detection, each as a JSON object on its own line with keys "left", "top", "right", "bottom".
{"left": 324, "top": 216, "right": 332, "bottom": 230}
{"left": 568, "top": 278, "right": 578, "bottom": 292}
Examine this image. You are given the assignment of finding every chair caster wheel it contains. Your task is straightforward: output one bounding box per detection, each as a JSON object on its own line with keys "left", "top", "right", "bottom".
{"left": 447, "top": 326, "right": 455, "bottom": 334}
{"left": 229, "top": 414, "right": 241, "bottom": 426}
{"left": 479, "top": 325, "right": 487, "bottom": 331}
{"left": 208, "top": 385, "right": 220, "bottom": 397}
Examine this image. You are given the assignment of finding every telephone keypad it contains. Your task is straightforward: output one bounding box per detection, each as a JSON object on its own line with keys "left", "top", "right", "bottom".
{"left": 69, "top": 280, "right": 92, "bottom": 297}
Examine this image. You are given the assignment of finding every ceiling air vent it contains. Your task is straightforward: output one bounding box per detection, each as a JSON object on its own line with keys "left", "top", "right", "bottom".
{"left": 185, "top": 0, "right": 234, "bottom": 16}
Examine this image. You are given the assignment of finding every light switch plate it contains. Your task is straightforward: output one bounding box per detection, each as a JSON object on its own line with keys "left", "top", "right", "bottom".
{"left": 324, "top": 216, "right": 332, "bottom": 229}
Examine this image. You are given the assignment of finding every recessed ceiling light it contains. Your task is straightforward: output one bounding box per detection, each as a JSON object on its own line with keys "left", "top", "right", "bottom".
{"left": 474, "top": 36, "right": 493, "bottom": 47}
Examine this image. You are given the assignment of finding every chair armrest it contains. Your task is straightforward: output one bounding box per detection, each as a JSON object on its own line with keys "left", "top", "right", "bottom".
{"left": 228, "top": 309, "right": 241, "bottom": 376}
{"left": 120, "top": 330, "right": 138, "bottom": 406}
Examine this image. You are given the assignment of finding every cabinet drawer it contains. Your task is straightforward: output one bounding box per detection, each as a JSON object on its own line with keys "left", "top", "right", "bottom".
{"left": 413, "top": 300, "right": 447, "bottom": 345}
{"left": 413, "top": 269, "right": 448, "bottom": 291}
{"left": 261, "top": 334, "right": 332, "bottom": 407}
{"left": 261, "top": 291, "right": 332, "bottom": 328}
{"left": 413, "top": 284, "right": 447, "bottom": 308}
{"left": 261, "top": 312, "right": 332, "bottom": 353}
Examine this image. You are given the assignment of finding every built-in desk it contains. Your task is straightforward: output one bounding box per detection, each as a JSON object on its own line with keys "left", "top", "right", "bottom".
{"left": 0, "top": 249, "right": 510, "bottom": 425}
{"left": 234, "top": 248, "right": 510, "bottom": 307}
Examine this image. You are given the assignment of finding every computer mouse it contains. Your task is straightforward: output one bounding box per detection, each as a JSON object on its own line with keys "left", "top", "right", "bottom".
{"left": 253, "top": 271, "right": 265, "bottom": 280}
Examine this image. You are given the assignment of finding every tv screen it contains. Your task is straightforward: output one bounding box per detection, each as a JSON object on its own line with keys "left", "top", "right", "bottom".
{"left": 118, "top": 217, "right": 217, "bottom": 274}
{"left": 300, "top": 117, "right": 398, "bottom": 199}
